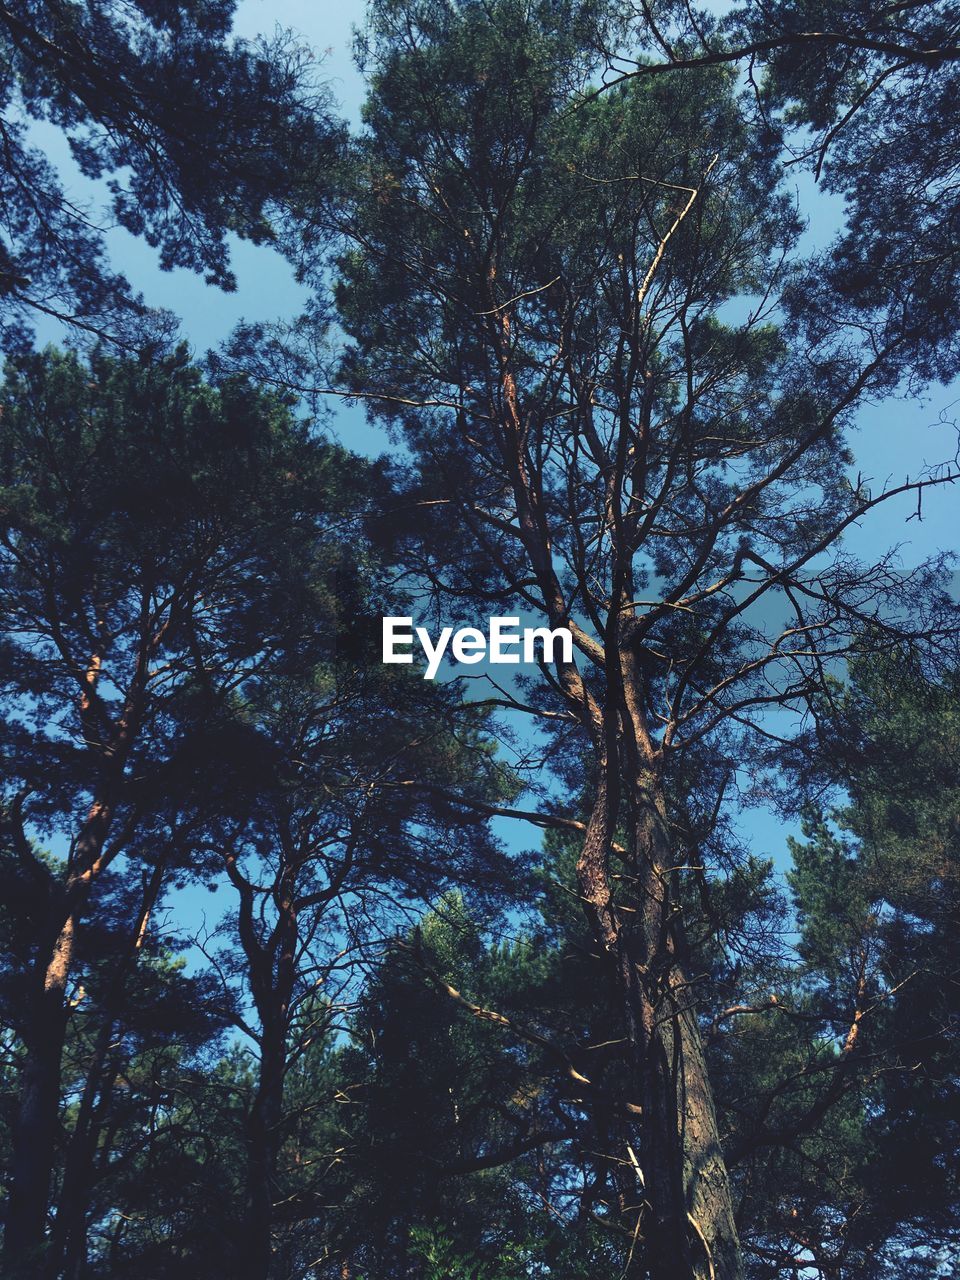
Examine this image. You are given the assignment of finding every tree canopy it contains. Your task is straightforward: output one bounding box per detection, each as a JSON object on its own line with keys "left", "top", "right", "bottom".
{"left": 0, "top": 3, "right": 957, "bottom": 1279}
{"left": 0, "top": 0, "right": 342, "bottom": 348}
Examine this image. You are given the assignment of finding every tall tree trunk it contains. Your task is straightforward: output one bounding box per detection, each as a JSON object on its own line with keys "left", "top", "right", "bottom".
{"left": 671, "top": 986, "right": 742, "bottom": 1280}
{"left": 491, "top": 268, "right": 742, "bottom": 1277}
{"left": 233, "top": 856, "right": 299, "bottom": 1280}
{"left": 4, "top": 783, "right": 119, "bottom": 1275}
{"left": 245, "top": 1015, "right": 287, "bottom": 1279}
{"left": 53, "top": 864, "right": 164, "bottom": 1280}
{"left": 632, "top": 775, "right": 742, "bottom": 1280}
{"left": 4, "top": 914, "right": 76, "bottom": 1276}
{"left": 577, "top": 767, "right": 743, "bottom": 1280}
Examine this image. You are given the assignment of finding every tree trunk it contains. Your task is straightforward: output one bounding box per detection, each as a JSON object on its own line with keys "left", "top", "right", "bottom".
{"left": 235, "top": 862, "right": 298, "bottom": 1280}
{"left": 53, "top": 864, "right": 164, "bottom": 1280}
{"left": 4, "top": 914, "right": 76, "bottom": 1276}
{"left": 245, "top": 1019, "right": 286, "bottom": 1279}
{"left": 671, "top": 988, "right": 742, "bottom": 1280}
{"left": 634, "top": 973, "right": 697, "bottom": 1279}
{"left": 4, "top": 782, "right": 119, "bottom": 1276}
{"left": 57, "top": 1055, "right": 110, "bottom": 1280}
{"left": 631, "top": 780, "right": 743, "bottom": 1280}
{"left": 577, "top": 767, "right": 743, "bottom": 1280}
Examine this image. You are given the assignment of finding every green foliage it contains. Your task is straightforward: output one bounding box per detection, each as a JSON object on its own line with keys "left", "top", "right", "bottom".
{"left": 728, "top": 0, "right": 960, "bottom": 384}
{"left": 407, "top": 1225, "right": 525, "bottom": 1280}
{"left": 720, "top": 653, "right": 960, "bottom": 1277}
{"left": 0, "top": 346, "right": 526, "bottom": 1278}
{"left": 1, "top": 4, "right": 958, "bottom": 1278}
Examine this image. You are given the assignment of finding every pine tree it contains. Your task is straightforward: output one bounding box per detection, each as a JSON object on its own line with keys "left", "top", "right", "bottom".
{"left": 0, "top": 345, "right": 365, "bottom": 1274}
{"left": 328, "top": 3, "right": 953, "bottom": 1274}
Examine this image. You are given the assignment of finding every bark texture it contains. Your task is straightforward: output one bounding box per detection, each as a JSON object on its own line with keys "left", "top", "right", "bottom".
{"left": 577, "top": 757, "right": 743, "bottom": 1280}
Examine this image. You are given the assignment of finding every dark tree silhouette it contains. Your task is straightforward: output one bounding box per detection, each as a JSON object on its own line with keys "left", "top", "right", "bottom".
{"left": 0, "top": 0, "right": 342, "bottom": 348}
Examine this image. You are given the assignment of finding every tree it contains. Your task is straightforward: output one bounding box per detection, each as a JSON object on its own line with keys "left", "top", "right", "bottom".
{"left": 0, "top": 345, "right": 366, "bottom": 1274}
{"left": 1, "top": 5, "right": 957, "bottom": 1277}
{"left": 766, "top": 654, "right": 959, "bottom": 1276}
{"left": 50, "top": 899, "right": 229, "bottom": 1279}
{"left": 279, "top": 658, "right": 960, "bottom": 1280}
{"left": 587, "top": 0, "right": 960, "bottom": 386}
{"left": 327, "top": 2, "right": 957, "bottom": 1276}
{"left": 196, "top": 660, "right": 518, "bottom": 1277}
{"left": 318, "top": 891, "right": 620, "bottom": 1280}
{"left": 0, "top": 0, "right": 342, "bottom": 349}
